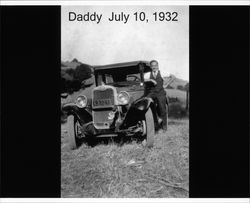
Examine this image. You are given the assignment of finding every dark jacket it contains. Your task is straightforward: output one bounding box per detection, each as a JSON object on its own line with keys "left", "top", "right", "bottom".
{"left": 149, "top": 71, "right": 166, "bottom": 95}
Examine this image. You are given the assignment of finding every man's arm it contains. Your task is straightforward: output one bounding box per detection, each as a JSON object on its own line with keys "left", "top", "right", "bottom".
{"left": 144, "top": 72, "right": 150, "bottom": 80}
{"left": 144, "top": 72, "right": 157, "bottom": 85}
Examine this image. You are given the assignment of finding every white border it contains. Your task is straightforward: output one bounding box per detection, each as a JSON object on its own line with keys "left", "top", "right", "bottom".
{"left": 0, "top": 198, "right": 249, "bottom": 202}
{"left": 0, "top": 1, "right": 250, "bottom": 5}
{"left": 1, "top": 1, "right": 249, "bottom": 202}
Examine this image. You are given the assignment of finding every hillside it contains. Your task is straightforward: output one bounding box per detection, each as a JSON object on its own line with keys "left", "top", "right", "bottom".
{"left": 61, "top": 58, "right": 93, "bottom": 70}
{"left": 163, "top": 76, "right": 188, "bottom": 90}
{"left": 61, "top": 59, "right": 94, "bottom": 94}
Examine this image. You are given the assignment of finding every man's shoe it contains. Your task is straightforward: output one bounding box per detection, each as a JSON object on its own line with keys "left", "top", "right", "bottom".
{"left": 157, "top": 129, "right": 167, "bottom": 134}
{"left": 157, "top": 129, "right": 163, "bottom": 134}
{"left": 162, "top": 127, "right": 167, "bottom": 133}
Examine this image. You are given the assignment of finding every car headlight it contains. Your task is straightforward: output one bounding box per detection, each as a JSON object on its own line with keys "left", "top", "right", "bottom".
{"left": 76, "top": 95, "right": 87, "bottom": 108}
{"left": 117, "top": 91, "right": 130, "bottom": 105}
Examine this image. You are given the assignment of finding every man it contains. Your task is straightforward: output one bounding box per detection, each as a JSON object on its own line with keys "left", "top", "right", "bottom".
{"left": 144, "top": 60, "right": 167, "bottom": 131}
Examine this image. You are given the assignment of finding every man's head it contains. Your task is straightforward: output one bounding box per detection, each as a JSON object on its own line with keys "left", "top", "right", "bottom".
{"left": 150, "top": 60, "right": 159, "bottom": 72}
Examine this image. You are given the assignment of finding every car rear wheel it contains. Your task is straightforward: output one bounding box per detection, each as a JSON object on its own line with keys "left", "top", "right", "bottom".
{"left": 67, "top": 115, "right": 82, "bottom": 150}
{"left": 165, "top": 104, "right": 168, "bottom": 131}
{"left": 144, "top": 108, "right": 155, "bottom": 147}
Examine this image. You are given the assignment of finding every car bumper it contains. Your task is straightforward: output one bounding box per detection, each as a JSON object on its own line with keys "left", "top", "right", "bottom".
{"left": 80, "top": 122, "right": 139, "bottom": 138}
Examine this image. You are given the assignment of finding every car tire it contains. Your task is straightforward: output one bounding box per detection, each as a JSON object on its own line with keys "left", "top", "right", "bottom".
{"left": 67, "top": 115, "right": 81, "bottom": 150}
{"left": 145, "top": 108, "right": 155, "bottom": 147}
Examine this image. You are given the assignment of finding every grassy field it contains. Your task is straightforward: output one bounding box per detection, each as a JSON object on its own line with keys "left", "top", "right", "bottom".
{"left": 61, "top": 118, "right": 189, "bottom": 198}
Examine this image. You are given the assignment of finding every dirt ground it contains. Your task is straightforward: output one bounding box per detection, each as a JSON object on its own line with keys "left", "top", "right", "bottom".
{"left": 61, "top": 118, "right": 189, "bottom": 198}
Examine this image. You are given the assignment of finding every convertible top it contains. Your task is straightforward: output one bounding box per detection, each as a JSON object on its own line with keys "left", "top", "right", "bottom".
{"left": 93, "top": 61, "right": 151, "bottom": 74}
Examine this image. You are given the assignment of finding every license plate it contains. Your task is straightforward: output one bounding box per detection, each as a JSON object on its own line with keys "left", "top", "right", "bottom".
{"left": 93, "top": 99, "right": 112, "bottom": 106}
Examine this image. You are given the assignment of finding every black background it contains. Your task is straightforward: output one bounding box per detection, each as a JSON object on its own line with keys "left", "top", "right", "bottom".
{"left": 189, "top": 6, "right": 249, "bottom": 197}
{"left": 0, "top": 6, "right": 249, "bottom": 197}
{"left": 1, "top": 6, "right": 61, "bottom": 197}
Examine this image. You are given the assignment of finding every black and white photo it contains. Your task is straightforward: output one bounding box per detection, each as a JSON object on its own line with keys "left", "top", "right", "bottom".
{"left": 61, "top": 5, "right": 189, "bottom": 198}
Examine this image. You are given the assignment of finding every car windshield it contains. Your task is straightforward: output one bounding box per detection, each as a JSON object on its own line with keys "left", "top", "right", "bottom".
{"left": 94, "top": 63, "right": 152, "bottom": 86}
{"left": 97, "top": 73, "right": 141, "bottom": 87}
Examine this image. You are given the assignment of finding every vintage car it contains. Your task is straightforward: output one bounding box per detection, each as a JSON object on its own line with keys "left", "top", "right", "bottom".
{"left": 62, "top": 61, "right": 169, "bottom": 149}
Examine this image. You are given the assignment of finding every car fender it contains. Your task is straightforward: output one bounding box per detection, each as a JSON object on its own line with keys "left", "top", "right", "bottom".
{"left": 133, "top": 97, "right": 154, "bottom": 112}
{"left": 120, "top": 97, "right": 158, "bottom": 128}
{"left": 134, "top": 97, "right": 159, "bottom": 126}
{"left": 61, "top": 103, "right": 92, "bottom": 124}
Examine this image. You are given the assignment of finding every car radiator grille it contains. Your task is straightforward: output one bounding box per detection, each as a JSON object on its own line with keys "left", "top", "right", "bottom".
{"left": 92, "top": 87, "right": 116, "bottom": 129}
{"left": 92, "top": 88, "right": 114, "bottom": 108}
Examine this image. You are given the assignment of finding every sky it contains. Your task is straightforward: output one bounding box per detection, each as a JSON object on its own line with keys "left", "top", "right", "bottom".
{"left": 62, "top": 6, "right": 189, "bottom": 81}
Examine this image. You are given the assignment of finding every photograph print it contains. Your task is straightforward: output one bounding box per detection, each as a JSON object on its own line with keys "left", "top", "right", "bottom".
{"left": 61, "top": 5, "right": 189, "bottom": 198}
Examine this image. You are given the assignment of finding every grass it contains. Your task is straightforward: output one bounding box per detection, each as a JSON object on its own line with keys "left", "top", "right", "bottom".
{"left": 61, "top": 118, "right": 189, "bottom": 198}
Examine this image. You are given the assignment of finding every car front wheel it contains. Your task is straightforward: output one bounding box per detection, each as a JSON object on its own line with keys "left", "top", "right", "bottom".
{"left": 67, "top": 115, "right": 82, "bottom": 150}
{"left": 144, "top": 108, "right": 155, "bottom": 147}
